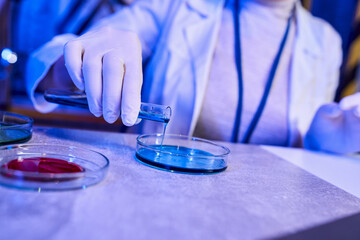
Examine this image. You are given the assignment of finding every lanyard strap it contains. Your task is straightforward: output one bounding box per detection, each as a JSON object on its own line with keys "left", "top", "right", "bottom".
{"left": 231, "top": 0, "right": 294, "bottom": 143}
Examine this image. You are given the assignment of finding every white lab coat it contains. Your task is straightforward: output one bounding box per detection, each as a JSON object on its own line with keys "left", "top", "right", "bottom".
{"left": 26, "top": 0, "right": 342, "bottom": 146}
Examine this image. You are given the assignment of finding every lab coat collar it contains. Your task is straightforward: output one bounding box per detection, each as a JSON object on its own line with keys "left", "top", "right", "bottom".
{"left": 183, "top": 0, "right": 225, "bottom": 135}
{"left": 287, "top": 2, "right": 323, "bottom": 146}
{"left": 186, "top": 0, "right": 322, "bottom": 57}
{"left": 294, "top": 1, "right": 321, "bottom": 57}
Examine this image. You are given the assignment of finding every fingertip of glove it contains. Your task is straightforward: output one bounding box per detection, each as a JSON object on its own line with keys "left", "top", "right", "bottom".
{"left": 104, "top": 113, "right": 119, "bottom": 124}
{"left": 91, "top": 110, "right": 102, "bottom": 118}
{"left": 121, "top": 113, "right": 138, "bottom": 127}
{"left": 73, "top": 78, "right": 84, "bottom": 91}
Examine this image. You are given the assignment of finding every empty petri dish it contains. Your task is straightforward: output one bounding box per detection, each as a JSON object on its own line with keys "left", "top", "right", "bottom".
{"left": 0, "top": 112, "right": 33, "bottom": 145}
{"left": 136, "top": 134, "right": 230, "bottom": 174}
{"left": 0, "top": 144, "right": 109, "bottom": 191}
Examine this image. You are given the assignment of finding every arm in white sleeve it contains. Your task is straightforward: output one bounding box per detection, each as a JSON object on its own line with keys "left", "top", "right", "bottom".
{"left": 26, "top": 34, "right": 76, "bottom": 113}
{"left": 303, "top": 26, "right": 357, "bottom": 154}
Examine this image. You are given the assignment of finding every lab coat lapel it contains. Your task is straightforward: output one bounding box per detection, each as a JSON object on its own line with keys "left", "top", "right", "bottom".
{"left": 143, "top": 0, "right": 224, "bottom": 135}
{"left": 184, "top": 0, "right": 225, "bottom": 135}
{"left": 288, "top": 2, "right": 322, "bottom": 146}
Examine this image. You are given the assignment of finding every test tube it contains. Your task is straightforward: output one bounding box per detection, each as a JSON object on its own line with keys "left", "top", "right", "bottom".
{"left": 44, "top": 89, "right": 171, "bottom": 123}
{"left": 139, "top": 103, "right": 171, "bottom": 123}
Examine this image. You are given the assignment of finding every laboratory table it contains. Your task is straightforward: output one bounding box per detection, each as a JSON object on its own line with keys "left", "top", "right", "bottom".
{"left": 1, "top": 127, "right": 360, "bottom": 240}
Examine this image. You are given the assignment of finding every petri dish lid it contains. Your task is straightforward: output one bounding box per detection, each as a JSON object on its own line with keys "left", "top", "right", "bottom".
{"left": 0, "top": 111, "right": 33, "bottom": 145}
{"left": 0, "top": 144, "right": 109, "bottom": 191}
{"left": 136, "top": 134, "right": 230, "bottom": 174}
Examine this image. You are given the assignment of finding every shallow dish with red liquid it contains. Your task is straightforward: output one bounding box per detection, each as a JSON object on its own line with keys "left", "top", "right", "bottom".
{"left": 0, "top": 144, "right": 109, "bottom": 191}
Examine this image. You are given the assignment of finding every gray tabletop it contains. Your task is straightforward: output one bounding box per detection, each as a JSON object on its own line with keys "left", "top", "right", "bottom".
{"left": 1, "top": 127, "right": 360, "bottom": 240}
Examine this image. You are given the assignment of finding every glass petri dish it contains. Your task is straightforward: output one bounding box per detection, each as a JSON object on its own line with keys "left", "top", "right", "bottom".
{"left": 0, "top": 144, "right": 109, "bottom": 191}
{"left": 0, "top": 112, "right": 33, "bottom": 145}
{"left": 136, "top": 134, "right": 230, "bottom": 174}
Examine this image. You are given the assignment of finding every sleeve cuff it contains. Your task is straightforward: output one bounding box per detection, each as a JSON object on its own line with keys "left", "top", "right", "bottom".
{"left": 26, "top": 33, "right": 77, "bottom": 113}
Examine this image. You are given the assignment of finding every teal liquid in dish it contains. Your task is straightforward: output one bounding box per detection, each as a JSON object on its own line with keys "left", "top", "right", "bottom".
{"left": 136, "top": 145, "right": 227, "bottom": 173}
{"left": 0, "top": 123, "right": 32, "bottom": 145}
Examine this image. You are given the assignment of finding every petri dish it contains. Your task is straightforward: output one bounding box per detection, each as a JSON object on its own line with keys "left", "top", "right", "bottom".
{"left": 0, "top": 144, "right": 109, "bottom": 191}
{"left": 0, "top": 112, "right": 33, "bottom": 145}
{"left": 136, "top": 134, "right": 230, "bottom": 174}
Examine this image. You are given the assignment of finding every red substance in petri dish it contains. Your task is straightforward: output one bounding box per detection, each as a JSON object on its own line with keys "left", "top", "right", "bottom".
{"left": 2, "top": 157, "right": 84, "bottom": 173}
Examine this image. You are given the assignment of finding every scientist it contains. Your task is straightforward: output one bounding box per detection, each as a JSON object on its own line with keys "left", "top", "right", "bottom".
{"left": 26, "top": 0, "right": 360, "bottom": 154}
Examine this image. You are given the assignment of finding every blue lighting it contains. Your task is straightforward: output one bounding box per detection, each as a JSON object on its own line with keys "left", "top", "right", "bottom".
{"left": 1, "top": 48, "right": 18, "bottom": 65}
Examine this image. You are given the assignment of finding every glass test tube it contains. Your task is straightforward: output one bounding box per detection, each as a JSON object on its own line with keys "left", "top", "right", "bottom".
{"left": 44, "top": 89, "right": 171, "bottom": 123}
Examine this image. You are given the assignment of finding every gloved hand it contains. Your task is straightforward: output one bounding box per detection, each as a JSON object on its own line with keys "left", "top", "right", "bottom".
{"left": 304, "top": 93, "right": 360, "bottom": 154}
{"left": 64, "top": 26, "right": 143, "bottom": 126}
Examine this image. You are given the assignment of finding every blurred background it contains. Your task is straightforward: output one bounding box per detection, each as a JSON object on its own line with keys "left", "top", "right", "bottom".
{"left": 0, "top": 0, "right": 132, "bottom": 131}
{"left": 1, "top": 0, "right": 360, "bottom": 131}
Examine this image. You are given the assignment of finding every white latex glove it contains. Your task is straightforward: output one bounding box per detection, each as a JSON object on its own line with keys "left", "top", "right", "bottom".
{"left": 304, "top": 93, "right": 360, "bottom": 154}
{"left": 64, "top": 26, "right": 143, "bottom": 126}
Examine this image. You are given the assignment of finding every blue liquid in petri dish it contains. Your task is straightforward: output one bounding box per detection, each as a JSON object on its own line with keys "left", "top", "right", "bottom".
{"left": 136, "top": 145, "right": 227, "bottom": 173}
{"left": 0, "top": 124, "right": 32, "bottom": 145}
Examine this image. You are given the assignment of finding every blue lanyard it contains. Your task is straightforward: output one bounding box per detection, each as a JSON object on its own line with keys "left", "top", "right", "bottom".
{"left": 231, "top": 0, "right": 294, "bottom": 143}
